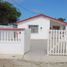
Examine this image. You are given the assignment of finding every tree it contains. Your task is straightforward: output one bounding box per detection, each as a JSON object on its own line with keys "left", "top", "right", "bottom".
{"left": 58, "top": 18, "right": 65, "bottom": 22}
{"left": 0, "top": 1, "right": 21, "bottom": 25}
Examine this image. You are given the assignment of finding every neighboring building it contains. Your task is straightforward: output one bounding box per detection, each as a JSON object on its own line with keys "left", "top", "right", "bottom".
{"left": 0, "top": 25, "right": 14, "bottom": 28}
{"left": 16, "top": 14, "right": 67, "bottom": 39}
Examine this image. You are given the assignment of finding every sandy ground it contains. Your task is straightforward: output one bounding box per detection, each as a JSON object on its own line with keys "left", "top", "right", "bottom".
{"left": 0, "top": 59, "right": 67, "bottom": 67}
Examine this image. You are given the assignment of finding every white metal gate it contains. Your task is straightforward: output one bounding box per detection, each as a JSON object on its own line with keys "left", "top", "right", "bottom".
{"left": 48, "top": 30, "right": 67, "bottom": 56}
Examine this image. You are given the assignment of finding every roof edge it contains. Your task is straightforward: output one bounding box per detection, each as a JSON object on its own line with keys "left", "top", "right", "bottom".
{"left": 16, "top": 14, "right": 67, "bottom": 25}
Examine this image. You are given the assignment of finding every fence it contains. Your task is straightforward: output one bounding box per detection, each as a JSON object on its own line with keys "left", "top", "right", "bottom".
{"left": 0, "top": 28, "right": 24, "bottom": 41}
{"left": 0, "top": 28, "right": 30, "bottom": 58}
{"left": 48, "top": 30, "right": 67, "bottom": 56}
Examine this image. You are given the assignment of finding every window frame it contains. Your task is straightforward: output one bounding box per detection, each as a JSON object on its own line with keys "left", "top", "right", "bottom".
{"left": 28, "top": 25, "right": 39, "bottom": 33}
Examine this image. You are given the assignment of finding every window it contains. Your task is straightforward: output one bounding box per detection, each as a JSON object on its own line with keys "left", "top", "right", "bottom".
{"left": 29, "top": 25, "right": 38, "bottom": 33}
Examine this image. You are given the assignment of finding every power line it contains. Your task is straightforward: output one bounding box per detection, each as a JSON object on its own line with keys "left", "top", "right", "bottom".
{"left": 1, "top": 0, "right": 44, "bottom": 14}
{"left": 7, "top": 0, "right": 37, "bottom": 14}
{"left": 13, "top": 0, "right": 35, "bottom": 13}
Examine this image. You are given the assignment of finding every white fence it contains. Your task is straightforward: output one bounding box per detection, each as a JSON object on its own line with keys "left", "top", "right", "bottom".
{"left": 48, "top": 30, "right": 67, "bottom": 56}
{"left": 0, "top": 28, "right": 30, "bottom": 58}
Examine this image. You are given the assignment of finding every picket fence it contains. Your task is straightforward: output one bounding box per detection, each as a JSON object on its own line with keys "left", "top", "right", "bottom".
{"left": 48, "top": 30, "right": 67, "bottom": 56}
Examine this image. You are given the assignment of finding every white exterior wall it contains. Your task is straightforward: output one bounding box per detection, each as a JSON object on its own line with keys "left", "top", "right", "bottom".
{"left": 17, "top": 17, "right": 50, "bottom": 39}
{"left": 65, "top": 26, "right": 67, "bottom": 30}
{"left": 0, "top": 29, "right": 30, "bottom": 57}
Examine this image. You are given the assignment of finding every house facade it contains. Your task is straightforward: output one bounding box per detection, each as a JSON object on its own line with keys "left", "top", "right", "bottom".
{"left": 17, "top": 14, "right": 67, "bottom": 39}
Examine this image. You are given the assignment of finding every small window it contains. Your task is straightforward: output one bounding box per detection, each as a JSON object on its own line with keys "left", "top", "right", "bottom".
{"left": 29, "top": 25, "right": 38, "bottom": 33}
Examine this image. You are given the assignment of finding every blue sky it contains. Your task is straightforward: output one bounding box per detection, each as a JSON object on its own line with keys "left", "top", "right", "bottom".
{"left": 5, "top": 0, "right": 67, "bottom": 21}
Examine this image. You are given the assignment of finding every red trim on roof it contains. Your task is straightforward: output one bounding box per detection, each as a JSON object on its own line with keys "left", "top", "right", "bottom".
{"left": 0, "top": 28, "right": 25, "bottom": 30}
{"left": 16, "top": 14, "right": 67, "bottom": 25}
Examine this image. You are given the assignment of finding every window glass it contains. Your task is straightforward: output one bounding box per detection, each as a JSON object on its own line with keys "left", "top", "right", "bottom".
{"left": 29, "top": 25, "right": 38, "bottom": 33}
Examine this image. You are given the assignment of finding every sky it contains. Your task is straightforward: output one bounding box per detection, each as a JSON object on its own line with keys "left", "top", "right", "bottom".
{"left": 4, "top": 0, "right": 67, "bottom": 21}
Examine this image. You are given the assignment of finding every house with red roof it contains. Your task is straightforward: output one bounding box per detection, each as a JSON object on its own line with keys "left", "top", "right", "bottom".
{"left": 17, "top": 14, "right": 67, "bottom": 39}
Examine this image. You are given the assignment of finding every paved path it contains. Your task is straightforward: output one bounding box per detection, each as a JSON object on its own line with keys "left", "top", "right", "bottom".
{"left": 24, "top": 39, "right": 47, "bottom": 61}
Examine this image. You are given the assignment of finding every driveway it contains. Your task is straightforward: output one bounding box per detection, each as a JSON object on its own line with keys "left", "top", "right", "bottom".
{"left": 24, "top": 39, "right": 47, "bottom": 61}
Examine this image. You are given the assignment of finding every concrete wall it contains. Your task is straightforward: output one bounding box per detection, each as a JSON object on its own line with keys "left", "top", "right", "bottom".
{"left": 65, "top": 26, "right": 67, "bottom": 30}
{"left": 24, "top": 29, "right": 31, "bottom": 53}
{"left": 0, "top": 31, "right": 24, "bottom": 55}
{"left": 0, "top": 29, "right": 30, "bottom": 57}
{"left": 17, "top": 17, "right": 50, "bottom": 39}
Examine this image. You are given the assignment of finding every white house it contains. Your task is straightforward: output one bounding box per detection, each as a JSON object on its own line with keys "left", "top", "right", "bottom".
{"left": 17, "top": 14, "right": 67, "bottom": 39}
{"left": 16, "top": 14, "right": 67, "bottom": 56}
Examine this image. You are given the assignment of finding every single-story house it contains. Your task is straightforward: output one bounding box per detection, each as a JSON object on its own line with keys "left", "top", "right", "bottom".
{"left": 16, "top": 14, "right": 67, "bottom": 39}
